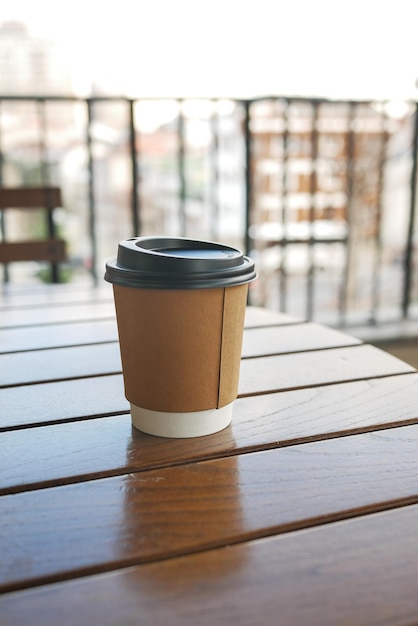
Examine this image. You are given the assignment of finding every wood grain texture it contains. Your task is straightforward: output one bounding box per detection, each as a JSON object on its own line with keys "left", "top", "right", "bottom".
{"left": 0, "top": 301, "right": 117, "bottom": 329}
{"left": 242, "top": 322, "right": 361, "bottom": 357}
{"left": 0, "top": 307, "right": 302, "bottom": 353}
{"left": 1, "top": 284, "right": 416, "bottom": 623}
{"left": 0, "top": 329, "right": 405, "bottom": 388}
{"left": 2, "top": 504, "right": 417, "bottom": 626}
{"left": 0, "top": 348, "right": 414, "bottom": 428}
{"left": 0, "top": 297, "right": 295, "bottom": 330}
{"left": 0, "top": 319, "right": 118, "bottom": 353}
{"left": 2, "top": 373, "right": 418, "bottom": 493}
{"left": 0, "top": 284, "right": 113, "bottom": 310}
{"left": 0, "top": 374, "right": 127, "bottom": 430}
{"left": 0, "top": 342, "right": 122, "bottom": 387}
{"left": 1, "top": 347, "right": 414, "bottom": 429}
{"left": 244, "top": 307, "right": 302, "bottom": 327}
{"left": 239, "top": 345, "right": 414, "bottom": 395}
{"left": 1, "top": 318, "right": 316, "bottom": 355}
{"left": 2, "top": 424, "right": 418, "bottom": 591}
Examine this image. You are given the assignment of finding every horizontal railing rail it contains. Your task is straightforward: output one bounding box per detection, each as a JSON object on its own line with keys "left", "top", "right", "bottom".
{"left": 0, "top": 94, "right": 417, "bottom": 329}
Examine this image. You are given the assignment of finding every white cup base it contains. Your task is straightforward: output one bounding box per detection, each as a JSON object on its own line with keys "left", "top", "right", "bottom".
{"left": 130, "top": 402, "right": 234, "bottom": 438}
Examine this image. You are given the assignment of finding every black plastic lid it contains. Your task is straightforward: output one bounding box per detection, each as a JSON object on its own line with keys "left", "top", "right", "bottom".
{"left": 104, "top": 237, "right": 257, "bottom": 290}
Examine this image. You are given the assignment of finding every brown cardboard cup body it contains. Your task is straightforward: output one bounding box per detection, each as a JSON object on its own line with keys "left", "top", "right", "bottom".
{"left": 113, "top": 283, "right": 248, "bottom": 437}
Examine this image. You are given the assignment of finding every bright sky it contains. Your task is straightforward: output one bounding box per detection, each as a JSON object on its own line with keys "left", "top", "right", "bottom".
{"left": 1, "top": 0, "right": 418, "bottom": 100}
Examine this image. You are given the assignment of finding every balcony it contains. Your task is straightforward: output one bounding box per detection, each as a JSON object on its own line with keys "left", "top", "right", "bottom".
{"left": 1, "top": 94, "right": 418, "bottom": 360}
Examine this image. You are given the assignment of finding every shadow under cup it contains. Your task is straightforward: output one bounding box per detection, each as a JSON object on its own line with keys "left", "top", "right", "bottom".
{"left": 105, "top": 237, "right": 256, "bottom": 438}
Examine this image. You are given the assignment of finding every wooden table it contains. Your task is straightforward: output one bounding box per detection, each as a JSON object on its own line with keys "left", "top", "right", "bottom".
{"left": 1, "top": 282, "right": 418, "bottom": 625}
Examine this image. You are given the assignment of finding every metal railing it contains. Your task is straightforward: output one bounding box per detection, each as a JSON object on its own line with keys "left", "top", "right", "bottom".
{"left": 0, "top": 95, "right": 417, "bottom": 329}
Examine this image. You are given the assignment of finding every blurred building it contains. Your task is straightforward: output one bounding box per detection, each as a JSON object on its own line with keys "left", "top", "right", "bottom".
{"left": 249, "top": 99, "right": 411, "bottom": 232}
{"left": 0, "top": 21, "right": 72, "bottom": 94}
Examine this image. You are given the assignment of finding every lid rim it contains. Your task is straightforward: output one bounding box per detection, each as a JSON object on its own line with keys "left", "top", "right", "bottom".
{"left": 104, "top": 237, "right": 256, "bottom": 290}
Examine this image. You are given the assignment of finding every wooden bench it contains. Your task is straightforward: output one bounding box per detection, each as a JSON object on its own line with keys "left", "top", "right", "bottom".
{"left": 0, "top": 186, "right": 67, "bottom": 282}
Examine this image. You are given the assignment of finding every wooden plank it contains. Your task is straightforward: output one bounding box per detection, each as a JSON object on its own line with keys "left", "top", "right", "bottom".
{"left": 0, "top": 240, "right": 66, "bottom": 263}
{"left": 243, "top": 323, "right": 361, "bottom": 357}
{"left": 0, "top": 318, "right": 358, "bottom": 356}
{"left": 0, "top": 343, "right": 122, "bottom": 387}
{"left": 2, "top": 373, "right": 418, "bottom": 493}
{"left": 0, "top": 303, "right": 289, "bottom": 330}
{"left": 0, "top": 342, "right": 412, "bottom": 389}
{"left": 0, "top": 301, "right": 117, "bottom": 329}
{"left": 1, "top": 504, "right": 416, "bottom": 626}
{"left": 2, "top": 424, "right": 418, "bottom": 591}
{"left": 1, "top": 346, "right": 415, "bottom": 430}
{"left": 0, "top": 285, "right": 113, "bottom": 310}
{"left": 244, "top": 307, "right": 302, "bottom": 327}
{"left": 0, "top": 281, "right": 293, "bottom": 324}
{"left": 0, "top": 320, "right": 118, "bottom": 353}
{"left": 0, "top": 374, "right": 128, "bottom": 430}
{"left": 0, "top": 186, "right": 62, "bottom": 208}
{"left": 239, "top": 345, "right": 414, "bottom": 395}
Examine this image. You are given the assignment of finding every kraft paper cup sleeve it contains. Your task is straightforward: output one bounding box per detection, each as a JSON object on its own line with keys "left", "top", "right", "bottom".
{"left": 112, "top": 284, "right": 248, "bottom": 413}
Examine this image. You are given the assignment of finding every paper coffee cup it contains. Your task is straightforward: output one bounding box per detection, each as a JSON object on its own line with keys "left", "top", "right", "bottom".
{"left": 105, "top": 237, "right": 256, "bottom": 438}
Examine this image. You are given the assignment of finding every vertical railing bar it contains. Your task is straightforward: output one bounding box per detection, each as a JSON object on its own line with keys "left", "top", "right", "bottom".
{"left": 177, "top": 99, "right": 186, "bottom": 237}
{"left": 0, "top": 100, "right": 3, "bottom": 187}
{"left": 128, "top": 98, "right": 140, "bottom": 236}
{"left": 0, "top": 99, "right": 9, "bottom": 283}
{"left": 243, "top": 99, "right": 252, "bottom": 259}
{"left": 370, "top": 106, "right": 388, "bottom": 324}
{"left": 38, "top": 98, "right": 59, "bottom": 283}
{"left": 279, "top": 98, "right": 289, "bottom": 312}
{"left": 402, "top": 100, "right": 418, "bottom": 318}
{"left": 0, "top": 100, "right": 3, "bottom": 188}
{"left": 307, "top": 101, "right": 319, "bottom": 320}
{"left": 210, "top": 99, "right": 220, "bottom": 241}
{"left": 86, "top": 98, "right": 98, "bottom": 285}
{"left": 339, "top": 102, "right": 355, "bottom": 326}
{"left": 38, "top": 98, "right": 49, "bottom": 185}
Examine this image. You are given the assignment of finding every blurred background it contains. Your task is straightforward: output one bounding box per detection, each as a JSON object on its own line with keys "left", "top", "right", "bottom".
{"left": 1, "top": 0, "right": 418, "bottom": 340}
